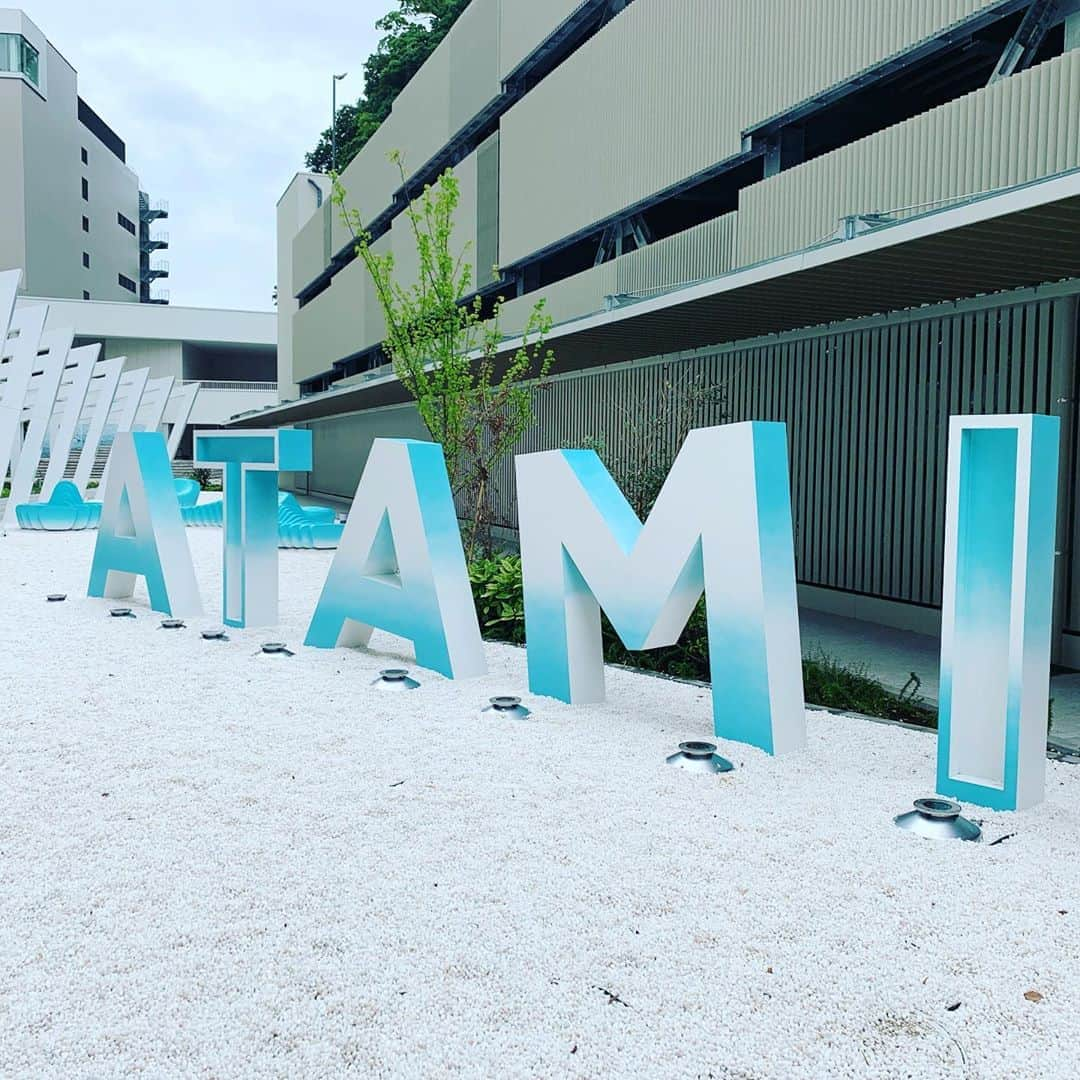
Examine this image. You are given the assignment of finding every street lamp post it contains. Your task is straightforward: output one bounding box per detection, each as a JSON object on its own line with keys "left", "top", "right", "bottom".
{"left": 331, "top": 72, "right": 348, "bottom": 174}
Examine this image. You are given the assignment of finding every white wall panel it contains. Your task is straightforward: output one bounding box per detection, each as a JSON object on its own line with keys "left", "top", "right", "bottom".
{"left": 292, "top": 235, "right": 389, "bottom": 386}
{"left": 388, "top": 37, "right": 453, "bottom": 182}
{"left": 737, "top": 51, "right": 1080, "bottom": 265}
{"left": 500, "top": 212, "right": 738, "bottom": 336}
{"left": 499, "top": 0, "right": 584, "bottom": 79}
{"left": 391, "top": 148, "right": 480, "bottom": 293}
{"left": 292, "top": 202, "right": 329, "bottom": 293}
{"left": 335, "top": 120, "right": 402, "bottom": 241}
{"left": 499, "top": 0, "right": 1006, "bottom": 266}
{"left": 450, "top": 0, "right": 502, "bottom": 132}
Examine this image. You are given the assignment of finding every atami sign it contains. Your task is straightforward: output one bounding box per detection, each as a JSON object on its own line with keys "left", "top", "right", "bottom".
{"left": 87, "top": 416, "right": 1060, "bottom": 814}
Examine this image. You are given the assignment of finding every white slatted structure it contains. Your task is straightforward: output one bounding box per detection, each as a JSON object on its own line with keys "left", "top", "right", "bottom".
{"left": 41, "top": 343, "right": 102, "bottom": 500}
{"left": 71, "top": 356, "right": 124, "bottom": 495}
{"left": 0, "top": 271, "right": 203, "bottom": 514}
{"left": 96, "top": 367, "right": 150, "bottom": 491}
{"left": 1, "top": 303, "right": 45, "bottom": 488}
{"left": 3, "top": 323, "right": 70, "bottom": 524}
{"left": 132, "top": 375, "right": 175, "bottom": 435}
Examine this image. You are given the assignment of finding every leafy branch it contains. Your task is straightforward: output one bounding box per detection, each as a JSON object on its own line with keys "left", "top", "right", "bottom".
{"left": 333, "top": 153, "right": 554, "bottom": 558}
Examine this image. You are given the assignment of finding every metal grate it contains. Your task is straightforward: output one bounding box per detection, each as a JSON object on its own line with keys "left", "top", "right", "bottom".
{"left": 486, "top": 291, "right": 1077, "bottom": 616}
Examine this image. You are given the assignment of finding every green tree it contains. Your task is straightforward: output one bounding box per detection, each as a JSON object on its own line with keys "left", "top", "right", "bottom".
{"left": 306, "top": 0, "right": 472, "bottom": 174}
{"left": 333, "top": 156, "right": 554, "bottom": 559}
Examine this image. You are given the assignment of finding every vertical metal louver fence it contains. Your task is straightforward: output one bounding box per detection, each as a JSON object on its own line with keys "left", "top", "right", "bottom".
{"left": 485, "top": 291, "right": 1079, "bottom": 622}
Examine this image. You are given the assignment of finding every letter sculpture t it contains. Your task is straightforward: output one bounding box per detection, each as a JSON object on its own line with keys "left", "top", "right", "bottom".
{"left": 194, "top": 429, "right": 312, "bottom": 628}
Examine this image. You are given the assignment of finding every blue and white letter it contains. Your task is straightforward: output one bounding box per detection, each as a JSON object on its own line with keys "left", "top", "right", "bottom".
{"left": 88, "top": 431, "right": 202, "bottom": 617}
{"left": 515, "top": 422, "right": 805, "bottom": 755}
{"left": 305, "top": 438, "right": 485, "bottom": 680}
{"left": 938, "top": 414, "right": 1060, "bottom": 811}
{"left": 194, "top": 429, "right": 312, "bottom": 628}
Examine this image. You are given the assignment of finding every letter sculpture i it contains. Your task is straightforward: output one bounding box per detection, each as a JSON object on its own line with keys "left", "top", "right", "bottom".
{"left": 938, "top": 414, "right": 1060, "bottom": 811}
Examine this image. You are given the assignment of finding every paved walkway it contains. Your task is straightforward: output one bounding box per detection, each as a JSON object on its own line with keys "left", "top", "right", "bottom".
{"left": 800, "top": 608, "right": 1080, "bottom": 750}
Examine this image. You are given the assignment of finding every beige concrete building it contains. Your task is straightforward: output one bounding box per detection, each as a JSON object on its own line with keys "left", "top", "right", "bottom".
{"left": 0, "top": 8, "right": 168, "bottom": 304}
{"left": 260, "top": 0, "right": 1080, "bottom": 659}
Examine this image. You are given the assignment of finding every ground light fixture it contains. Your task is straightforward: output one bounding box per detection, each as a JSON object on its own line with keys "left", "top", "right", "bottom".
{"left": 261, "top": 642, "right": 294, "bottom": 657}
{"left": 160, "top": 619, "right": 185, "bottom": 630}
{"left": 894, "top": 797, "right": 982, "bottom": 842}
{"left": 371, "top": 669, "right": 420, "bottom": 691}
{"left": 109, "top": 607, "right": 134, "bottom": 618}
{"left": 666, "top": 741, "right": 735, "bottom": 774}
{"left": 201, "top": 627, "right": 228, "bottom": 641}
{"left": 480, "top": 695, "right": 532, "bottom": 719}
{"left": 46, "top": 594, "right": 66, "bottom": 602}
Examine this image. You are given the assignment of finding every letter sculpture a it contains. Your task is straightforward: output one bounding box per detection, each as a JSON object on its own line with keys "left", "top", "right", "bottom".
{"left": 88, "top": 431, "right": 202, "bottom": 617}
{"left": 305, "top": 439, "right": 486, "bottom": 680}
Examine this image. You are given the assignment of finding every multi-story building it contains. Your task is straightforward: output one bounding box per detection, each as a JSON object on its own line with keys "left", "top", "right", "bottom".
{"left": 0, "top": 8, "right": 169, "bottom": 303}
{"left": 263, "top": 0, "right": 1080, "bottom": 659}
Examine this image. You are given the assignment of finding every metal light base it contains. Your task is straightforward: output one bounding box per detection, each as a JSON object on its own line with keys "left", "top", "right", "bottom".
{"left": 201, "top": 627, "right": 228, "bottom": 641}
{"left": 109, "top": 607, "right": 134, "bottom": 618}
{"left": 666, "top": 741, "right": 735, "bottom": 774}
{"left": 372, "top": 668, "right": 420, "bottom": 691}
{"left": 161, "top": 619, "right": 185, "bottom": 630}
{"left": 261, "top": 642, "right": 294, "bottom": 656}
{"left": 47, "top": 593, "right": 66, "bottom": 602}
{"left": 894, "top": 797, "right": 982, "bottom": 842}
{"left": 480, "top": 695, "right": 532, "bottom": 719}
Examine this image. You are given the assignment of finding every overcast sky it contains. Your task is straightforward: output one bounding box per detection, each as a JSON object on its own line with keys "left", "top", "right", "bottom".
{"left": 27, "top": 0, "right": 385, "bottom": 311}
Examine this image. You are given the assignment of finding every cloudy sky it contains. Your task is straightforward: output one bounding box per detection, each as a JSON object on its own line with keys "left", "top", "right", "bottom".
{"left": 27, "top": 0, "right": 385, "bottom": 311}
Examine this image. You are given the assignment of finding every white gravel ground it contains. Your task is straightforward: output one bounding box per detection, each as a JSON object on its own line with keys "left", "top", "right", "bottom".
{"left": 1, "top": 527, "right": 1079, "bottom": 1080}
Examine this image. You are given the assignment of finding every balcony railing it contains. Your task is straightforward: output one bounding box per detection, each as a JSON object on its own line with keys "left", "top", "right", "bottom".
{"left": 182, "top": 380, "right": 278, "bottom": 392}
{"left": 141, "top": 231, "right": 170, "bottom": 251}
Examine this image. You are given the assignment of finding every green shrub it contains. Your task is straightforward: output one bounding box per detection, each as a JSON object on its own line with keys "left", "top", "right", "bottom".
{"left": 802, "top": 652, "right": 936, "bottom": 728}
{"left": 469, "top": 555, "right": 526, "bottom": 645}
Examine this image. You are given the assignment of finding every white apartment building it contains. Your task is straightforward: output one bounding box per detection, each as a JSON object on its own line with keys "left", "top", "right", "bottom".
{"left": 0, "top": 8, "right": 168, "bottom": 304}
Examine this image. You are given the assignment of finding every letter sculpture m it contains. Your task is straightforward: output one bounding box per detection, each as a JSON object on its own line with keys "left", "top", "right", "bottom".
{"left": 516, "top": 422, "right": 805, "bottom": 755}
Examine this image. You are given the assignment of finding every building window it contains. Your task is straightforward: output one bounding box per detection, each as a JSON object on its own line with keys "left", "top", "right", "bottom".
{"left": 81, "top": 147, "right": 88, "bottom": 165}
{"left": 118, "top": 274, "right": 136, "bottom": 294}
{"left": 82, "top": 216, "right": 89, "bottom": 233}
{"left": 117, "top": 212, "right": 136, "bottom": 236}
{"left": 0, "top": 34, "right": 39, "bottom": 87}
{"left": 82, "top": 252, "right": 90, "bottom": 269}
{"left": 81, "top": 177, "right": 89, "bottom": 201}
{"left": 82, "top": 291, "right": 90, "bottom": 300}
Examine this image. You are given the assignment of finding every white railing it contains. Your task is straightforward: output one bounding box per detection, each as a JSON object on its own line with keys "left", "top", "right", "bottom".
{"left": 182, "top": 380, "right": 278, "bottom": 392}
